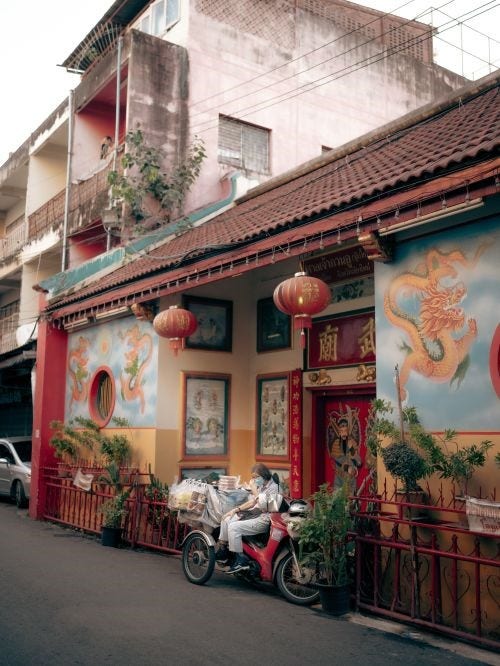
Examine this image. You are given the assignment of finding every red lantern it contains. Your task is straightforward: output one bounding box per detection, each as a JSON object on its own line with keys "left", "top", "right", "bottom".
{"left": 273, "top": 271, "right": 330, "bottom": 348}
{"left": 153, "top": 305, "right": 198, "bottom": 355}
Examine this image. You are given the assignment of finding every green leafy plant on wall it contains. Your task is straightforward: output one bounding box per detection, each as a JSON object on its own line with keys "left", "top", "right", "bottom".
{"left": 366, "top": 398, "right": 492, "bottom": 497}
{"left": 107, "top": 128, "right": 206, "bottom": 232}
{"left": 49, "top": 416, "right": 133, "bottom": 468}
{"left": 366, "top": 399, "right": 430, "bottom": 494}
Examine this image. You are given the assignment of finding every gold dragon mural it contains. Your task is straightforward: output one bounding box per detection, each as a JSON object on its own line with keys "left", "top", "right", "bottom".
{"left": 384, "top": 244, "right": 489, "bottom": 401}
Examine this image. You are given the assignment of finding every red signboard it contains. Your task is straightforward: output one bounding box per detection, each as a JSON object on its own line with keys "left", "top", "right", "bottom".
{"left": 307, "top": 310, "right": 375, "bottom": 369}
{"left": 303, "top": 247, "right": 373, "bottom": 284}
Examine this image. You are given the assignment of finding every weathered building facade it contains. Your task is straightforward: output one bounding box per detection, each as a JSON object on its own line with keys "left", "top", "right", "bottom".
{"left": 1, "top": 0, "right": 467, "bottom": 440}
{"left": 30, "top": 69, "right": 500, "bottom": 519}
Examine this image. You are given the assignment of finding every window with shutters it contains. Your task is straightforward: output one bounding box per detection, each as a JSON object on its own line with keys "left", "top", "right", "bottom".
{"left": 218, "top": 116, "right": 270, "bottom": 174}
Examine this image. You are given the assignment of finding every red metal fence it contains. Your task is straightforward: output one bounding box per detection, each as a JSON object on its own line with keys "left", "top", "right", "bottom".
{"left": 42, "top": 467, "right": 188, "bottom": 553}
{"left": 41, "top": 467, "right": 499, "bottom": 651}
{"left": 352, "top": 487, "right": 500, "bottom": 651}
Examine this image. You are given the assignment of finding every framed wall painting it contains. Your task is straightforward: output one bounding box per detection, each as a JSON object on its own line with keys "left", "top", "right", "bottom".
{"left": 256, "top": 297, "right": 292, "bottom": 352}
{"left": 182, "top": 295, "right": 233, "bottom": 351}
{"left": 256, "top": 373, "right": 290, "bottom": 461}
{"left": 180, "top": 467, "right": 227, "bottom": 482}
{"left": 182, "top": 372, "right": 230, "bottom": 458}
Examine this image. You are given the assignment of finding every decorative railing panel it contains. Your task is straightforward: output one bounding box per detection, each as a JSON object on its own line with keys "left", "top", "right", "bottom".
{"left": 41, "top": 466, "right": 499, "bottom": 650}
{"left": 1, "top": 216, "right": 25, "bottom": 262}
{"left": 42, "top": 467, "right": 188, "bottom": 554}
{"left": 27, "top": 161, "right": 118, "bottom": 242}
{"left": 352, "top": 493, "right": 500, "bottom": 651}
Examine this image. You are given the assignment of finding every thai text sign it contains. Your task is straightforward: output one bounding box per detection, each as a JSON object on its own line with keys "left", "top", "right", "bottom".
{"left": 303, "top": 246, "right": 373, "bottom": 284}
{"left": 307, "top": 311, "right": 376, "bottom": 369}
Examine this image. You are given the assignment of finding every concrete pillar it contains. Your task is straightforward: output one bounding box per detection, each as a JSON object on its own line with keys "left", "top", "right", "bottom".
{"left": 29, "top": 295, "right": 68, "bottom": 519}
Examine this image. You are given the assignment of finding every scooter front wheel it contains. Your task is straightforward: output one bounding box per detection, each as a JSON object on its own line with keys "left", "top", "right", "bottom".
{"left": 181, "top": 533, "right": 215, "bottom": 585}
{"left": 275, "top": 552, "right": 320, "bottom": 605}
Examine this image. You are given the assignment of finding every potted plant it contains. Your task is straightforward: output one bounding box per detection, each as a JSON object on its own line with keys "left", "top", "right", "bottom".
{"left": 366, "top": 400, "right": 430, "bottom": 502}
{"left": 98, "top": 461, "right": 134, "bottom": 547}
{"left": 298, "top": 482, "right": 353, "bottom": 615}
{"left": 380, "top": 441, "right": 428, "bottom": 497}
{"left": 99, "top": 489, "right": 132, "bottom": 547}
{"left": 144, "top": 465, "right": 169, "bottom": 542}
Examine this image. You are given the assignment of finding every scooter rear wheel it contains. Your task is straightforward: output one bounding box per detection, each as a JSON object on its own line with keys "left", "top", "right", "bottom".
{"left": 275, "top": 552, "right": 320, "bottom": 605}
{"left": 182, "top": 533, "right": 215, "bottom": 585}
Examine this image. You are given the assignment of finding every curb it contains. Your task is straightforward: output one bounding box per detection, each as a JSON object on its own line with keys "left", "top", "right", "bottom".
{"left": 347, "top": 612, "right": 500, "bottom": 666}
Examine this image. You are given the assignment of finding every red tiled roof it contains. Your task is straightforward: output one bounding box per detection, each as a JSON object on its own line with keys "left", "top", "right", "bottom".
{"left": 47, "top": 71, "right": 500, "bottom": 313}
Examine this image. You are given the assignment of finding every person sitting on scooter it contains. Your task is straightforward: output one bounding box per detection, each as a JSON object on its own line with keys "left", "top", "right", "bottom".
{"left": 215, "top": 463, "right": 279, "bottom": 574}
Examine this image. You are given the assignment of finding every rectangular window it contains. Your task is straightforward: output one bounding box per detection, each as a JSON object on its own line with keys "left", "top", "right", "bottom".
{"left": 218, "top": 116, "right": 270, "bottom": 174}
{"left": 152, "top": 2, "right": 165, "bottom": 35}
{"left": 137, "top": 0, "right": 180, "bottom": 37}
{"left": 166, "top": 0, "right": 179, "bottom": 26}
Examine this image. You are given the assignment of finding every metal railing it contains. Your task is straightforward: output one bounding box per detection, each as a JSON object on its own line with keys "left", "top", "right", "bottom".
{"left": 41, "top": 466, "right": 499, "bottom": 650}
{"left": 27, "top": 162, "right": 115, "bottom": 242}
{"left": 42, "top": 466, "right": 188, "bottom": 554}
{"left": 352, "top": 487, "right": 500, "bottom": 650}
{"left": 1, "top": 216, "right": 25, "bottom": 262}
{"left": 0, "top": 301, "right": 20, "bottom": 355}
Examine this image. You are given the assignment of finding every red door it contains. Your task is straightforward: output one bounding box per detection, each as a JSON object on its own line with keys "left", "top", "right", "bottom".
{"left": 312, "top": 391, "right": 375, "bottom": 494}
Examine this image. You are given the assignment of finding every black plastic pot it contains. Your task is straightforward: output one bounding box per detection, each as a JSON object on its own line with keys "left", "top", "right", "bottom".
{"left": 101, "top": 526, "right": 122, "bottom": 548}
{"left": 315, "top": 581, "right": 351, "bottom": 616}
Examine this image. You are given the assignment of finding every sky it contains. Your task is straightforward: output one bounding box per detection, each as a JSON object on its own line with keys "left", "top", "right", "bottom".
{"left": 0, "top": 0, "right": 498, "bottom": 166}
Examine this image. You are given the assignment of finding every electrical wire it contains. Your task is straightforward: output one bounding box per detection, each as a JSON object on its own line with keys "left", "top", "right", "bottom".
{"left": 187, "top": 0, "right": 429, "bottom": 119}
{"left": 187, "top": 1, "right": 499, "bottom": 138}
{"left": 2, "top": 1, "right": 498, "bottom": 307}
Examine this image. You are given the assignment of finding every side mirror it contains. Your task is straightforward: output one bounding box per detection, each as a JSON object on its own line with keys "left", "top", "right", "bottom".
{"left": 0, "top": 457, "right": 9, "bottom": 464}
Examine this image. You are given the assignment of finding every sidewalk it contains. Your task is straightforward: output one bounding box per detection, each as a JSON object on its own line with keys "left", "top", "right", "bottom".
{"left": 348, "top": 613, "right": 500, "bottom": 666}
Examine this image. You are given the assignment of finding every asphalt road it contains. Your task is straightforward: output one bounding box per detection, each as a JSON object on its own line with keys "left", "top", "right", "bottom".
{"left": 0, "top": 500, "right": 497, "bottom": 666}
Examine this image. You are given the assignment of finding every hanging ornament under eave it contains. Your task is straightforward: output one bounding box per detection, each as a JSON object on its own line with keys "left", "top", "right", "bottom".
{"left": 273, "top": 271, "right": 330, "bottom": 348}
{"left": 153, "top": 305, "right": 198, "bottom": 355}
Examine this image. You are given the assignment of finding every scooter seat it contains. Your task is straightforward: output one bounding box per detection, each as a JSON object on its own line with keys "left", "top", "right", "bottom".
{"left": 242, "top": 526, "right": 270, "bottom": 547}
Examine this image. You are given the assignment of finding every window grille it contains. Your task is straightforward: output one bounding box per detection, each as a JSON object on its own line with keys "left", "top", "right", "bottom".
{"left": 218, "top": 116, "right": 270, "bottom": 174}
{"left": 89, "top": 368, "right": 115, "bottom": 426}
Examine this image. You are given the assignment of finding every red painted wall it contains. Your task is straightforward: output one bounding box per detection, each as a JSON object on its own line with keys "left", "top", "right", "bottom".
{"left": 29, "top": 299, "right": 68, "bottom": 519}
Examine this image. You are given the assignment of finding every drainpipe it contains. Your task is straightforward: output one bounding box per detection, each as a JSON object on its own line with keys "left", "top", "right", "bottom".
{"left": 61, "top": 89, "right": 74, "bottom": 271}
{"left": 107, "top": 36, "right": 123, "bottom": 252}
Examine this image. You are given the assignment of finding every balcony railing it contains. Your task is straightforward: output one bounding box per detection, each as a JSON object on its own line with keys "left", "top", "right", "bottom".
{"left": 27, "top": 161, "right": 115, "bottom": 242}
{"left": 0, "top": 303, "right": 20, "bottom": 355}
{"left": 0, "top": 216, "right": 25, "bottom": 263}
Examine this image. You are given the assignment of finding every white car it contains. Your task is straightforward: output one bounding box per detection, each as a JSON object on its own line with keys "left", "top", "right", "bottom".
{"left": 0, "top": 437, "right": 32, "bottom": 508}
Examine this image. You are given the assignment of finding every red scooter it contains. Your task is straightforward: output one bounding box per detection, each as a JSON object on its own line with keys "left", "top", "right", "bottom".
{"left": 181, "top": 504, "right": 319, "bottom": 605}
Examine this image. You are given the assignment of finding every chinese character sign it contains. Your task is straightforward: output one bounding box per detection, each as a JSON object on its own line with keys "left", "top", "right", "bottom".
{"left": 290, "top": 370, "right": 303, "bottom": 498}
{"left": 307, "top": 311, "right": 375, "bottom": 369}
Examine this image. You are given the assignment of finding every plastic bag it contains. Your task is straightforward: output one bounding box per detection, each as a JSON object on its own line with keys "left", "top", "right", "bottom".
{"left": 168, "top": 478, "right": 208, "bottom": 514}
{"left": 257, "top": 492, "right": 286, "bottom": 512}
